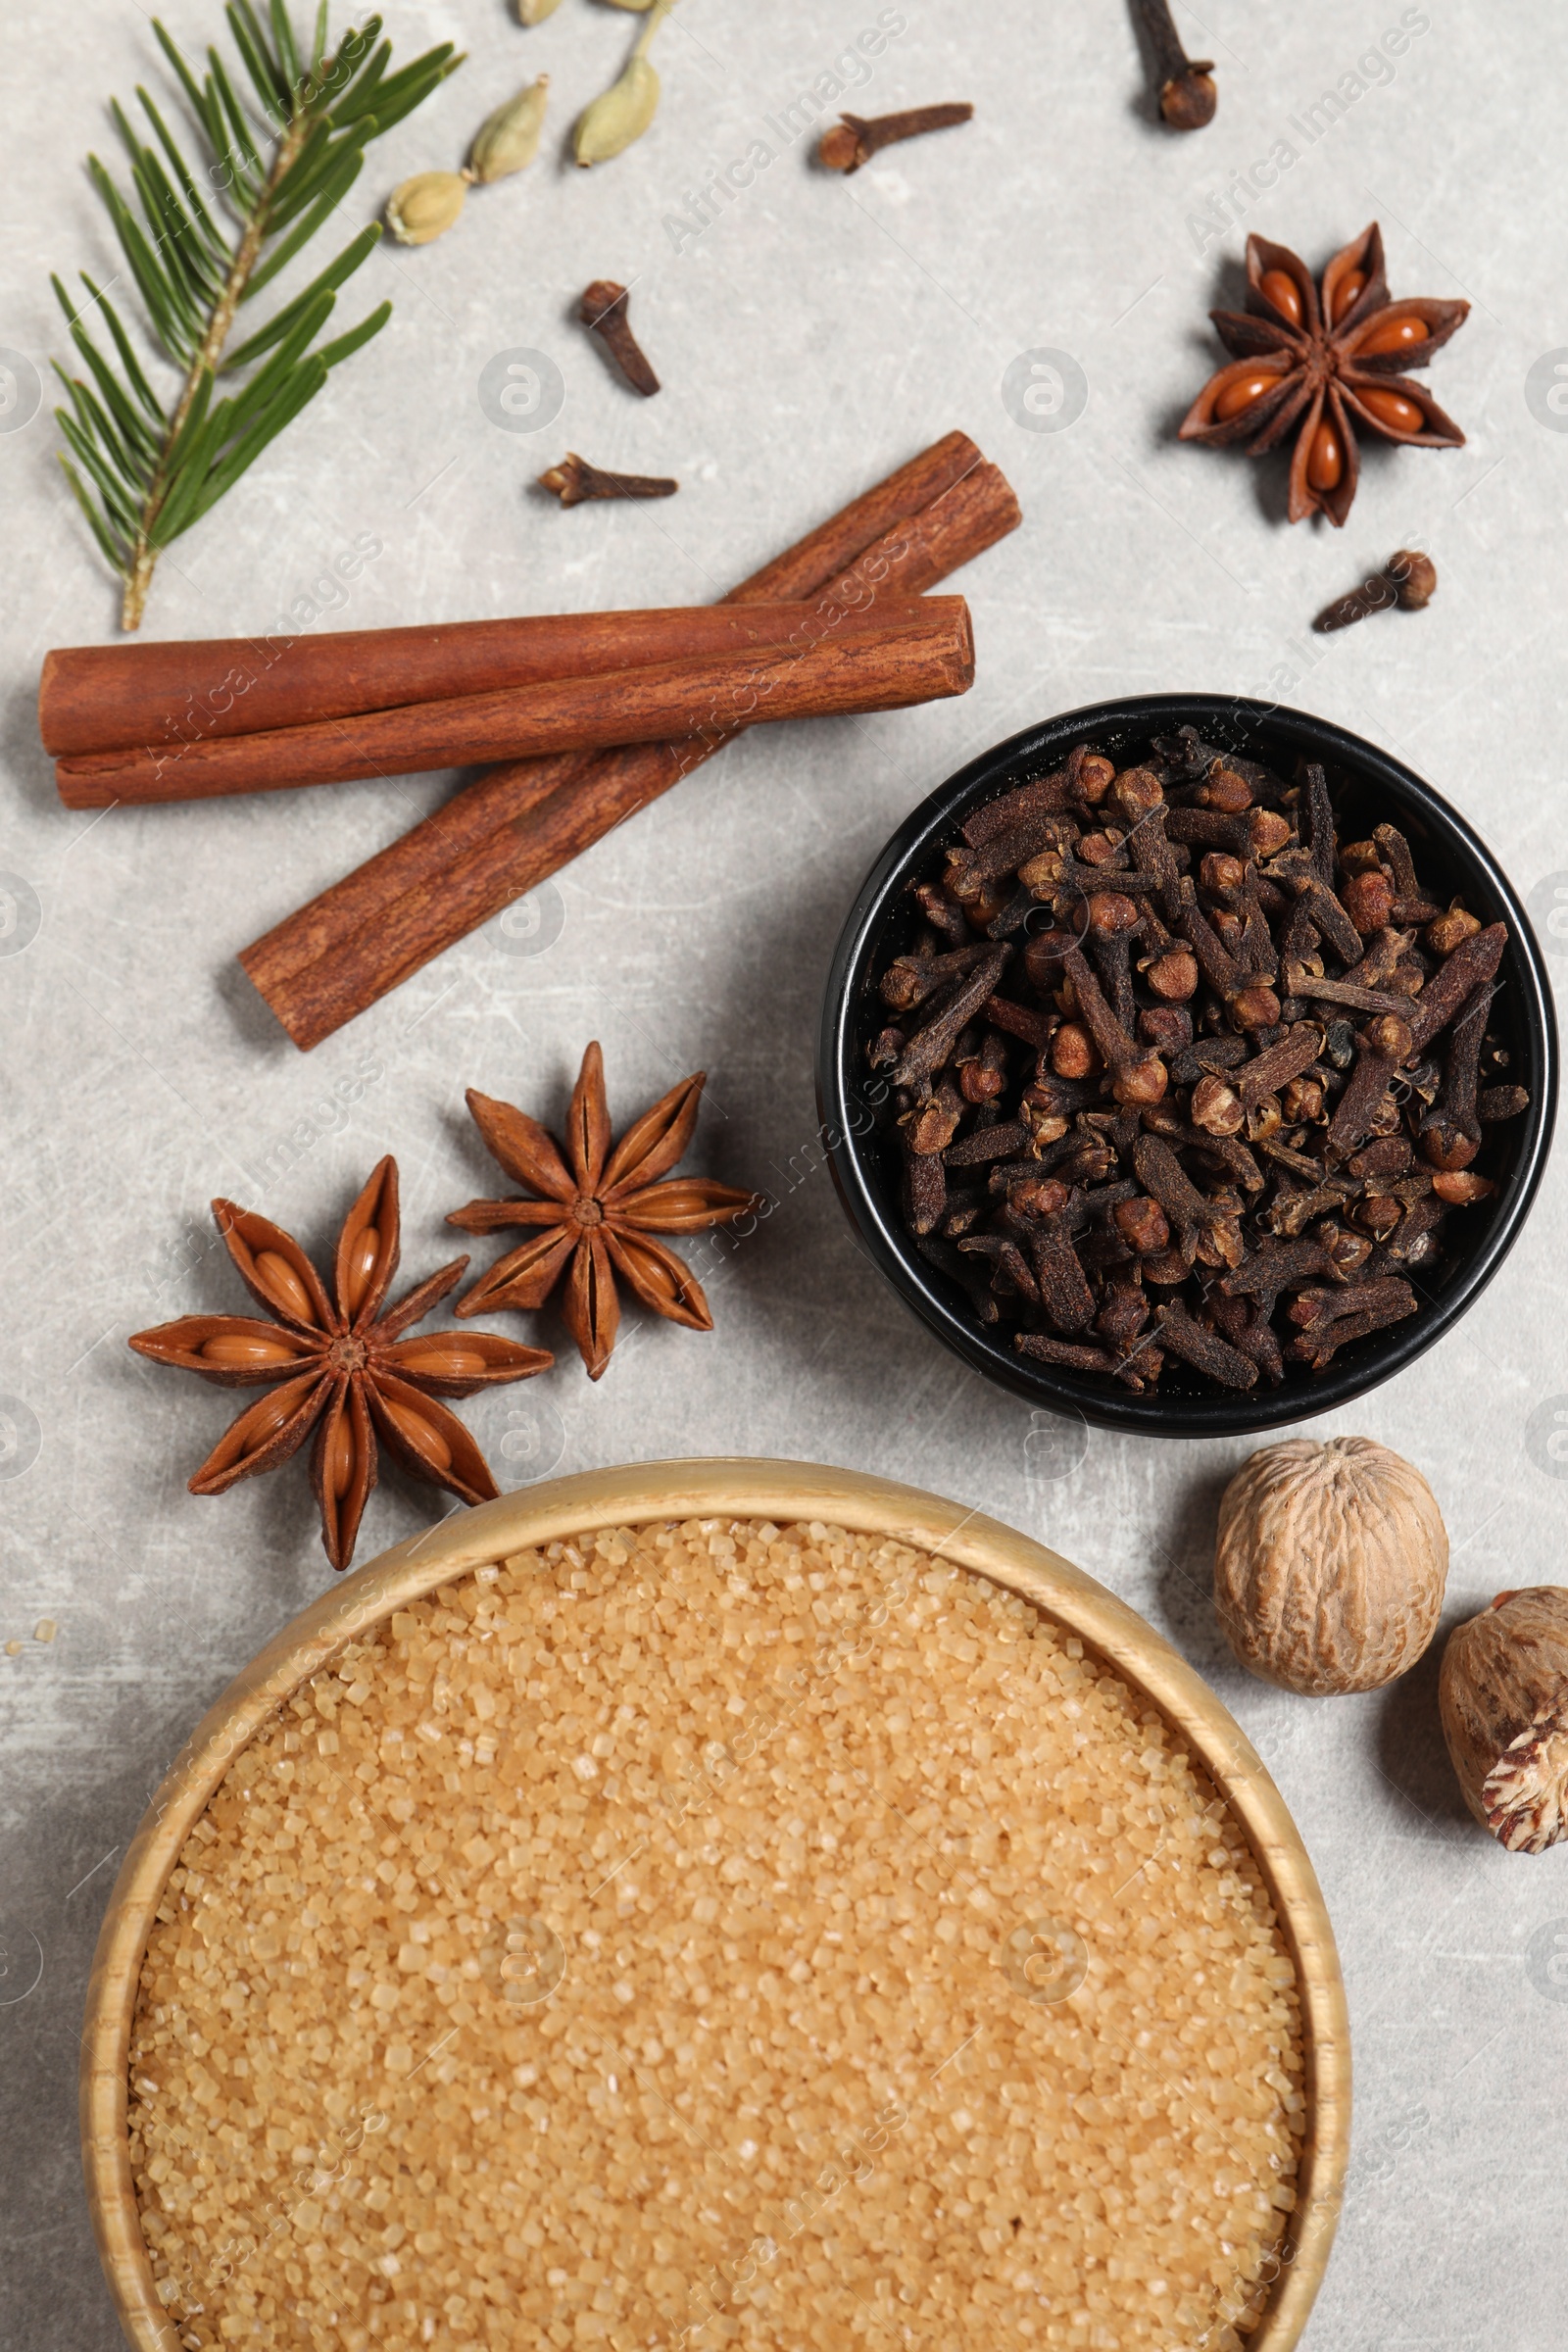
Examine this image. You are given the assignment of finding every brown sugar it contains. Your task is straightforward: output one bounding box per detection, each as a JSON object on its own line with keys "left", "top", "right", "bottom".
{"left": 129, "top": 1518, "right": 1304, "bottom": 2349}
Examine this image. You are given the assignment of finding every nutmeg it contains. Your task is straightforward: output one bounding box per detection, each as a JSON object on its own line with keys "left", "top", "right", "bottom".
{"left": 1439, "top": 1588, "right": 1568, "bottom": 1854}
{"left": 1215, "top": 1436, "right": 1447, "bottom": 1694}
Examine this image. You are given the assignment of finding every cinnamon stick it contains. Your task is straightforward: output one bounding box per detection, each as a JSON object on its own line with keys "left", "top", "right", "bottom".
{"left": 243, "top": 435, "right": 1020, "bottom": 1049}
{"left": 242, "top": 432, "right": 996, "bottom": 1014}
{"left": 40, "top": 598, "right": 930, "bottom": 759}
{"left": 54, "top": 599, "right": 973, "bottom": 808}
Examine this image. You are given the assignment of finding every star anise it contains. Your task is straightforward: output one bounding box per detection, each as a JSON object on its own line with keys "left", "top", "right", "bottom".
{"left": 128, "top": 1157, "right": 553, "bottom": 1570}
{"left": 447, "top": 1042, "right": 761, "bottom": 1380}
{"left": 1179, "top": 223, "right": 1469, "bottom": 523}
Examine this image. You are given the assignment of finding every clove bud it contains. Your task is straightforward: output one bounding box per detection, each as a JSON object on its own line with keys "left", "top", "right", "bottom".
{"left": 1132, "top": 0, "right": 1216, "bottom": 131}
{"left": 819, "top": 103, "right": 974, "bottom": 174}
{"left": 538, "top": 454, "right": 678, "bottom": 507}
{"left": 1314, "top": 549, "right": 1438, "bottom": 634}
{"left": 581, "top": 280, "right": 661, "bottom": 397}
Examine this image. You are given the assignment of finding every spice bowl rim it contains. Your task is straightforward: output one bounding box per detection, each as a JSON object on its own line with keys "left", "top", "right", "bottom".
{"left": 80, "top": 1457, "right": 1348, "bottom": 2352}
{"left": 816, "top": 691, "right": 1558, "bottom": 1439}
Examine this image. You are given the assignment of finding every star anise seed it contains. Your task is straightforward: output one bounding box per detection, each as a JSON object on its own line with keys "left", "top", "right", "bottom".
{"left": 448, "top": 1042, "right": 761, "bottom": 1380}
{"left": 1180, "top": 223, "right": 1469, "bottom": 524}
{"left": 129, "top": 1157, "right": 553, "bottom": 1570}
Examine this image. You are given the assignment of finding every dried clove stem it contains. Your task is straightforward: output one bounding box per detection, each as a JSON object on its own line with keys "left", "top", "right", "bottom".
{"left": 1155, "top": 1301, "right": 1255, "bottom": 1388}
{"left": 1236, "top": 1022, "right": 1323, "bottom": 1111}
{"left": 538, "top": 454, "right": 679, "bottom": 507}
{"left": 1314, "top": 549, "right": 1438, "bottom": 634}
{"left": 1404, "top": 922, "right": 1507, "bottom": 1055}
{"left": 1018, "top": 1226, "right": 1097, "bottom": 1332}
{"left": 901, "top": 1138, "right": 946, "bottom": 1236}
{"left": 1286, "top": 970, "right": 1411, "bottom": 1019}
{"left": 1287, "top": 1276, "right": 1415, "bottom": 1333}
{"left": 1025, "top": 850, "right": 1165, "bottom": 907}
{"left": 916, "top": 1231, "right": 999, "bottom": 1324}
{"left": 879, "top": 941, "right": 995, "bottom": 1012}
{"left": 1084, "top": 893, "right": 1144, "bottom": 1036}
{"left": 1133, "top": 1135, "right": 1241, "bottom": 1266}
{"left": 819, "top": 103, "right": 973, "bottom": 173}
{"left": 1288, "top": 1282, "right": 1418, "bottom": 1368}
{"left": 1063, "top": 943, "right": 1167, "bottom": 1103}
{"left": 945, "top": 1121, "right": 1029, "bottom": 1170}
{"left": 1418, "top": 984, "right": 1492, "bottom": 1171}
{"left": 891, "top": 948, "right": 1010, "bottom": 1087}
{"left": 1326, "top": 1013, "right": 1415, "bottom": 1161}
{"left": 1132, "top": 0, "right": 1216, "bottom": 130}
{"left": 913, "top": 881, "right": 970, "bottom": 946}
{"left": 1366, "top": 823, "right": 1442, "bottom": 929}
{"left": 981, "top": 994, "right": 1055, "bottom": 1051}
{"left": 1015, "top": 1332, "right": 1118, "bottom": 1375}
{"left": 1175, "top": 887, "right": 1280, "bottom": 1030}
{"left": 1209, "top": 1291, "right": 1285, "bottom": 1386}
{"left": 580, "top": 279, "right": 661, "bottom": 397}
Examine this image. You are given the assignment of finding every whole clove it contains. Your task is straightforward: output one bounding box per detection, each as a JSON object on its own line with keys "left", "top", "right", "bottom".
{"left": 1288, "top": 1279, "right": 1420, "bottom": 1369}
{"left": 901, "top": 1139, "right": 946, "bottom": 1237}
{"left": 580, "top": 278, "right": 661, "bottom": 397}
{"left": 538, "top": 454, "right": 678, "bottom": 507}
{"left": 818, "top": 103, "right": 973, "bottom": 173}
{"left": 867, "top": 730, "right": 1529, "bottom": 1396}
{"left": 1404, "top": 921, "right": 1506, "bottom": 1055}
{"left": 879, "top": 941, "right": 995, "bottom": 1012}
{"left": 1132, "top": 0, "right": 1216, "bottom": 130}
{"left": 1156, "top": 1300, "right": 1256, "bottom": 1387}
{"left": 1419, "top": 984, "right": 1491, "bottom": 1171}
{"left": 1314, "top": 548, "right": 1438, "bottom": 634}
{"left": 890, "top": 948, "right": 1009, "bottom": 1087}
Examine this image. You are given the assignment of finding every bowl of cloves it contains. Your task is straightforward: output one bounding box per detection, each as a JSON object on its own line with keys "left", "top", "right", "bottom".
{"left": 817, "top": 694, "right": 1557, "bottom": 1437}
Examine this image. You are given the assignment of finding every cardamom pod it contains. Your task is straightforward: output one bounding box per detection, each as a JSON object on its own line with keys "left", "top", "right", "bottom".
{"left": 385, "top": 170, "right": 472, "bottom": 246}
{"left": 574, "top": 55, "right": 660, "bottom": 166}
{"left": 469, "top": 76, "right": 550, "bottom": 183}
{"left": 516, "top": 0, "right": 564, "bottom": 21}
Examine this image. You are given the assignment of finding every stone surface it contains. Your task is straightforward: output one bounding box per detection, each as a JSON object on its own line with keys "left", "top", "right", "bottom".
{"left": 1, "top": 2, "right": 1565, "bottom": 2346}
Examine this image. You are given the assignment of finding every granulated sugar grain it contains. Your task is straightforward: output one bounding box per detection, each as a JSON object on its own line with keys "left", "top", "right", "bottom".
{"left": 130, "top": 1518, "right": 1305, "bottom": 2350}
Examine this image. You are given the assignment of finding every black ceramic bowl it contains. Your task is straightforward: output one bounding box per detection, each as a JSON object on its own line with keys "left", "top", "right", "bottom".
{"left": 817, "top": 695, "right": 1558, "bottom": 1439}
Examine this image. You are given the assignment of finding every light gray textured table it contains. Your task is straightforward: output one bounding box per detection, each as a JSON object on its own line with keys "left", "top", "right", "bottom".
{"left": 3, "top": 2, "right": 1566, "bottom": 2345}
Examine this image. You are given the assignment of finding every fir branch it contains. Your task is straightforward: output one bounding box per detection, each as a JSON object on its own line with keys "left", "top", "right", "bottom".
{"left": 52, "top": 7, "right": 461, "bottom": 629}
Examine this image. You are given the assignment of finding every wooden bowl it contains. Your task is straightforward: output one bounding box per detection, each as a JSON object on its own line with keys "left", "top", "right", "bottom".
{"left": 82, "top": 1458, "right": 1349, "bottom": 2351}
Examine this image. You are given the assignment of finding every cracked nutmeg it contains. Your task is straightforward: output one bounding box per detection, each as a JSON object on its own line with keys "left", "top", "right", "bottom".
{"left": 1440, "top": 1588, "right": 1568, "bottom": 1854}
{"left": 1180, "top": 224, "right": 1469, "bottom": 524}
{"left": 448, "top": 1042, "right": 762, "bottom": 1379}
{"left": 1216, "top": 1436, "right": 1447, "bottom": 1694}
{"left": 128, "top": 1159, "right": 553, "bottom": 1570}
